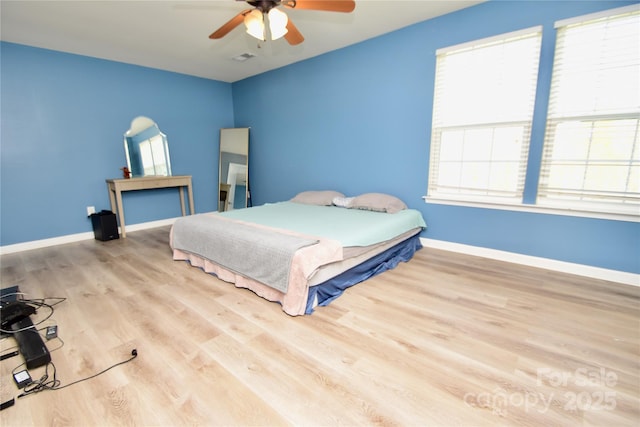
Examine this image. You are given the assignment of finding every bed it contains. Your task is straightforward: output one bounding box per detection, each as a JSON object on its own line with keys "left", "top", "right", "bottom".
{"left": 170, "top": 191, "right": 426, "bottom": 316}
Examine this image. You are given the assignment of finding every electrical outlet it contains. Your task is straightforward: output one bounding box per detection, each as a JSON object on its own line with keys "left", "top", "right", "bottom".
{"left": 86, "top": 206, "right": 96, "bottom": 216}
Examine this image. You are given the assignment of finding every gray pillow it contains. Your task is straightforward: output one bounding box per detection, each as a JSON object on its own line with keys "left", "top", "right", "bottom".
{"left": 290, "top": 190, "right": 345, "bottom": 206}
{"left": 349, "top": 193, "right": 407, "bottom": 214}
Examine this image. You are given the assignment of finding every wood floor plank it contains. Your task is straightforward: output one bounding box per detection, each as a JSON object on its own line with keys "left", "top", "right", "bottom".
{"left": 1, "top": 225, "right": 638, "bottom": 426}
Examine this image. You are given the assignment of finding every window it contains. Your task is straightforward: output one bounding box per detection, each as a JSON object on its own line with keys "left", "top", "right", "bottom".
{"left": 427, "top": 27, "right": 542, "bottom": 204}
{"left": 140, "top": 134, "right": 171, "bottom": 176}
{"left": 538, "top": 6, "right": 640, "bottom": 215}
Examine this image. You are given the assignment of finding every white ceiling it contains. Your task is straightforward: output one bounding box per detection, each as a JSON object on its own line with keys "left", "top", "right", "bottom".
{"left": 0, "top": 0, "right": 483, "bottom": 83}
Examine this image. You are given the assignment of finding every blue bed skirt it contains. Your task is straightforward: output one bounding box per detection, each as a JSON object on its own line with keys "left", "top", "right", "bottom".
{"left": 305, "top": 234, "right": 423, "bottom": 314}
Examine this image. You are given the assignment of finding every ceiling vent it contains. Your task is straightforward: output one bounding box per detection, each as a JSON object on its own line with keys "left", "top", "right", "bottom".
{"left": 232, "top": 53, "right": 257, "bottom": 62}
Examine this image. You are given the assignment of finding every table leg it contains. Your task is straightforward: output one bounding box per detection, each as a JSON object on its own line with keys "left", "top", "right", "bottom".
{"left": 114, "top": 187, "right": 127, "bottom": 238}
{"left": 187, "top": 183, "right": 195, "bottom": 215}
{"left": 179, "top": 187, "right": 186, "bottom": 216}
{"left": 107, "top": 183, "right": 117, "bottom": 214}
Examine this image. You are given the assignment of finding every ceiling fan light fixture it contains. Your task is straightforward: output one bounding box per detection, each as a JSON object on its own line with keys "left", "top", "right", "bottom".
{"left": 268, "top": 8, "right": 289, "bottom": 40}
{"left": 244, "top": 9, "right": 265, "bottom": 41}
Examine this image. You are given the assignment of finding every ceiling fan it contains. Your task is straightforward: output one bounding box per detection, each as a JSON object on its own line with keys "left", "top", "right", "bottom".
{"left": 209, "top": 0, "right": 356, "bottom": 45}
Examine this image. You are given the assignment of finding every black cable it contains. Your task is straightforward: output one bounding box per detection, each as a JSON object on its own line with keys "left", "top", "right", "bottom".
{"left": 0, "top": 296, "right": 66, "bottom": 308}
{"left": 2, "top": 296, "right": 136, "bottom": 400}
{"left": 0, "top": 350, "right": 19, "bottom": 361}
{"left": 0, "top": 343, "right": 19, "bottom": 355}
{"left": 0, "top": 298, "right": 61, "bottom": 334}
{"left": 34, "top": 327, "right": 65, "bottom": 353}
{"left": 54, "top": 350, "right": 137, "bottom": 391}
{"left": 18, "top": 362, "right": 60, "bottom": 396}
{"left": 17, "top": 349, "right": 138, "bottom": 398}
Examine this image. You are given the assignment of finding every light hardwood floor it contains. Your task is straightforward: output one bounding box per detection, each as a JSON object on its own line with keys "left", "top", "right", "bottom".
{"left": 1, "top": 226, "right": 638, "bottom": 426}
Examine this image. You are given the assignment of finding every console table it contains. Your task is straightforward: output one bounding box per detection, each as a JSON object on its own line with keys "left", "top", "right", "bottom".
{"left": 106, "top": 175, "right": 194, "bottom": 238}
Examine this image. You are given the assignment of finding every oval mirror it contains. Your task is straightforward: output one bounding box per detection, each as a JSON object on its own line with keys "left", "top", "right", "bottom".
{"left": 124, "top": 116, "right": 172, "bottom": 177}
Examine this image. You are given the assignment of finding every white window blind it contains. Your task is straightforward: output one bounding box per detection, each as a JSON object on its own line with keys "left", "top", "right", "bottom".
{"left": 538, "top": 5, "right": 640, "bottom": 216}
{"left": 428, "top": 27, "right": 542, "bottom": 203}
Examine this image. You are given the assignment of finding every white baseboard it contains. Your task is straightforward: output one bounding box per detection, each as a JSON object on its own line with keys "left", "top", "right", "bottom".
{"left": 421, "top": 238, "right": 639, "bottom": 287}
{"left": 0, "top": 217, "right": 180, "bottom": 255}
{"left": 3, "top": 224, "right": 637, "bottom": 288}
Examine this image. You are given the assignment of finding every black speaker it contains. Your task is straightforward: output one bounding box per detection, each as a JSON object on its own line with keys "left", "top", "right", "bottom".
{"left": 91, "top": 210, "right": 119, "bottom": 241}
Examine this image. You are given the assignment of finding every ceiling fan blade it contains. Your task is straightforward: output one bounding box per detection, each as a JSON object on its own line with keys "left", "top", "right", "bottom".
{"left": 284, "top": 19, "right": 304, "bottom": 45}
{"left": 283, "top": 0, "right": 355, "bottom": 13}
{"left": 209, "top": 9, "right": 251, "bottom": 39}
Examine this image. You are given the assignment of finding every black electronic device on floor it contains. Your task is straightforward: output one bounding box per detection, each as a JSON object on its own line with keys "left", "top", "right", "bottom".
{"left": 91, "top": 210, "right": 119, "bottom": 241}
{"left": 1, "top": 302, "right": 36, "bottom": 331}
{"left": 10, "top": 317, "right": 51, "bottom": 369}
{"left": 0, "top": 286, "right": 51, "bottom": 369}
{"left": 0, "top": 286, "right": 21, "bottom": 337}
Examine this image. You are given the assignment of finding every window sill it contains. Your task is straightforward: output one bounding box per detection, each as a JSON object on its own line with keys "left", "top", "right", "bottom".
{"left": 423, "top": 197, "right": 640, "bottom": 223}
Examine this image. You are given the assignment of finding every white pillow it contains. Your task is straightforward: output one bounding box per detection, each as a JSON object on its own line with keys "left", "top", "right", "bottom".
{"left": 332, "top": 196, "right": 354, "bottom": 208}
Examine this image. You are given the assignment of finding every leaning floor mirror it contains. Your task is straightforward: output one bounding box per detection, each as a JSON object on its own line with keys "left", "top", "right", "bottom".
{"left": 219, "top": 128, "right": 249, "bottom": 211}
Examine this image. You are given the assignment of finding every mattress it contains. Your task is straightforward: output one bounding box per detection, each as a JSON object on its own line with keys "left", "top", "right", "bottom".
{"left": 170, "top": 202, "right": 426, "bottom": 315}
{"left": 218, "top": 201, "right": 426, "bottom": 247}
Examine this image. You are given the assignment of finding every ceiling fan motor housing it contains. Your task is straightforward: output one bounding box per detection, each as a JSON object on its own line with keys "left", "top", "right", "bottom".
{"left": 246, "top": 1, "right": 282, "bottom": 13}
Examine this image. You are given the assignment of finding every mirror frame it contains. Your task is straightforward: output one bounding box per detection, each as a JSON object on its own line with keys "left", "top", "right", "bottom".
{"left": 219, "top": 128, "right": 249, "bottom": 211}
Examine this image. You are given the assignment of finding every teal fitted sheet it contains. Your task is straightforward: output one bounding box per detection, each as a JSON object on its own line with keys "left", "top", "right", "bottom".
{"left": 219, "top": 202, "right": 426, "bottom": 247}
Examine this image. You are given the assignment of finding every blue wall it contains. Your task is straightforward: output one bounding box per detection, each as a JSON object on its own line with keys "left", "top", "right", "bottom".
{"left": 1, "top": 1, "right": 638, "bottom": 275}
{"left": 1, "top": 43, "right": 233, "bottom": 245}
{"left": 232, "top": 0, "right": 639, "bottom": 274}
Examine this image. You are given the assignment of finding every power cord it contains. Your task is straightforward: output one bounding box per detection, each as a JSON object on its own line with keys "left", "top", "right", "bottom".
{"left": 17, "top": 349, "right": 138, "bottom": 398}
{"left": 0, "top": 344, "right": 19, "bottom": 360}
{"left": 1, "top": 295, "right": 136, "bottom": 404}
{"left": 0, "top": 297, "right": 66, "bottom": 334}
